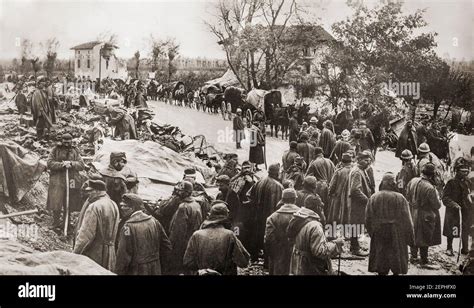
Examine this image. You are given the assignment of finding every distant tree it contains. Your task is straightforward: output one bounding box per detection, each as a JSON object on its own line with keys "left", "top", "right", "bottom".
{"left": 179, "top": 70, "right": 222, "bottom": 91}
{"left": 31, "top": 57, "right": 41, "bottom": 77}
{"left": 20, "top": 39, "right": 33, "bottom": 74}
{"left": 441, "top": 70, "right": 473, "bottom": 125}
{"left": 206, "top": 0, "right": 321, "bottom": 90}
{"left": 11, "top": 58, "right": 19, "bottom": 72}
{"left": 331, "top": 1, "right": 438, "bottom": 115}
{"left": 148, "top": 35, "right": 167, "bottom": 73}
{"left": 166, "top": 39, "right": 179, "bottom": 82}
{"left": 97, "top": 31, "right": 118, "bottom": 46}
{"left": 41, "top": 38, "right": 60, "bottom": 78}
{"left": 134, "top": 50, "right": 141, "bottom": 79}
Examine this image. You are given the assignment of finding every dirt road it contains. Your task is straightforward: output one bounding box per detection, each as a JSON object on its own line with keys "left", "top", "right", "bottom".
{"left": 148, "top": 102, "right": 458, "bottom": 275}
{"left": 149, "top": 100, "right": 462, "bottom": 275}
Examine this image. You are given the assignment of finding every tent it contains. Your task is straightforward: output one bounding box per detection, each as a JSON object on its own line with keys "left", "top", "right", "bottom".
{"left": 205, "top": 69, "right": 240, "bottom": 88}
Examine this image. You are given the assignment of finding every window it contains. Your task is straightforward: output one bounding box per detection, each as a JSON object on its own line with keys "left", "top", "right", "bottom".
{"left": 78, "top": 50, "right": 80, "bottom": 54}
{"left": 106, "top": 60, "right": 109, "bottom": 70}
{"left": 87, "top": 59, "right": 90, "bottom": 69}
{"left": 77, "top": 59, "right": 81, "bottom": 68}
{"left": 305, "top": 63, "right": 311, "bottom": 74}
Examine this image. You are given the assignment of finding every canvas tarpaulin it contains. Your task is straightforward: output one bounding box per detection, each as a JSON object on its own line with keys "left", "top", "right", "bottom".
{"left": 246, "top": 89, "right": 267, "bottom": 111}
{"left": 92, "top": 139, "right": 215, "bottom": 201}
{"left": 0, "top": 141, "right": 47, "bottom": 203}
{"left": 205, "top": 69, "right": 240, "bottom": 88}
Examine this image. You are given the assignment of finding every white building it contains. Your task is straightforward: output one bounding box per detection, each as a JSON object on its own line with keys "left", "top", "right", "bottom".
{"left": 70, "top": 41, "right": 128, "bottom": 80}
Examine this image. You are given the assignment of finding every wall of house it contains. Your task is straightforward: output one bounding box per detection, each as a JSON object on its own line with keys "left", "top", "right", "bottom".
{"left": 74, "top": 43, "right": 127, "bottom": 80}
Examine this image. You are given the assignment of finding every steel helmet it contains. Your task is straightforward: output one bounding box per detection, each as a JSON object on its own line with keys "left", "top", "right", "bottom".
{"left": 401, "top": 149, "right": 413, "bottom": 160}
{"left": 418, "top": 143, "right": 430, "bottom": 153}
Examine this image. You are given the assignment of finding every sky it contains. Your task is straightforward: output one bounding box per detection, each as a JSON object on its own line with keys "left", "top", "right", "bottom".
{"left": 0, "top": 0, "right": 472, "bottom": 61}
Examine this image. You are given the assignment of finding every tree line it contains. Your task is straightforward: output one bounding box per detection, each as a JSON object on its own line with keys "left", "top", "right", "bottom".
{"left": 206, "top": 0, "right": 472, "bottom": 120}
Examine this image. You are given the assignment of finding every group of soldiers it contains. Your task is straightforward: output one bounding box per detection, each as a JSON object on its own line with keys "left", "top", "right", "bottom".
{"left": 27, "top": 74, "right": 472, "bottom": 275}
{"left": 46, "top": 120, "right": 473, "bottom": 276}
{"left": 46, "top": 132, "right": 256, "bottom": 275}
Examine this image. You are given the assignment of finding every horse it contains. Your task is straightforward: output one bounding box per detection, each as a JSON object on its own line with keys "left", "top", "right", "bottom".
{"left": 365, "top": 109, "right": 391, "bottom": 158}
{"left": 186, "top": 91, "right": 195, "bottom": 109}
{"left": 296, "top": 103, "right": 311, "bottom": 124}
{"left": 174, "top": 88, "right": 186, "bottom": 106}
{"left": 205, "top": 93, "right": 224, "bottom": 114}
{"left": 263, "top": 91, "right": 289, "bottom": 139}
{"left": 147, "top": 81, "right": 158, "bottom": 101}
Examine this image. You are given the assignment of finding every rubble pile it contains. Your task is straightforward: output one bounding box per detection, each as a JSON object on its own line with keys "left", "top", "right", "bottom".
{"left": 0, "top": 107, "right": 110, "bottom": 159}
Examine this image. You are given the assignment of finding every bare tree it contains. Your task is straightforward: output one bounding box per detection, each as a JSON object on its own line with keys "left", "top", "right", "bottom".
{"left": 96, "top": 31, "right": 119, "bottom": 45}
{"left": 205, "top": 0, "right": 263, "bottom": 90}
{"left": 41, "top": 38, "right": 60, "bottom": 78}
{"left": 20, "top": 39, "right": 33, "bottom": 74}
{"left": 206, "top": 0, "right": 319, "bottom": 90}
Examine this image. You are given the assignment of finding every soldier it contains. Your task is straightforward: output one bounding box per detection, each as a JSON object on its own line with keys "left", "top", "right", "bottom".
{"left": 319, "top": 120, "right": 336, "bottom": 158}
{"left": 217, "top": 153, "right": 240, "bottom": 179}
{"left": 289, "top": 111, "right": 299, "bottom": 143}
{"left": 265, "top": 188, "right": 300, "bottom": 275}
{"left": 73, "top": 178, "right": 120, "bottom": 272}
{"left": 285, "top": 156, "right": 306, "bottom": 191}
{"left": 305, "top": 147, "right": 335, "bottom": 216}
{"left": 330, "top": 129, "right": 352, "bottom": 165}
{"left": 296, "top": 132, "right": 315, "bottom": 170}
{"left": 47, "top": 133, "right": 85, "bottom": 232}
{"left": 406, "top": 163, "right": 442, "bottom": 269}
{"left": 31, "top": 76, "right": 54, "bottom": 139}
{"left": 281, "top": 141, "right": 300, "bottom": 181}
{"left": 106, "top": 105, "right": 137, "bottom": 140}
{"left": 246, "top": 164, "right": 283, "bottom": 262}
{"left": 233, "top": 108, "right": 245, "bottom": 149}
{"left": 416, "top": 143, "right": 445, "bottom": 193}
{"left": 358, "top": 120, "right": 375, "bottom": 156}
{"left": 295, "top": 176, "right": 326, "bottom": 225}
{"left": 183, "top": 167, "right": 212, "bottom": 219}
{"left": 306, "top": 117, "right": 321, "bottom": 147}
{"left": 348, "top": 151, "right": 373, "bottom": 256}
{"left": 335, "top": 99, "right": 355, "bottom": 134}
{"left": 229, "top": 160, "right": 259, "bottom": 250}
{"left": 395, "top": 120, "right": 418, "bottom": 159}
{"left": 287, "top": 207, "right": 344, "bottom": 275}
{"left": 396, "top": 150, "right": 417, "bottom": 196}
{"left": 443, "top": 159, "right": 471, "bottom": 256}
{"left": 100, "top": 152, "right": 130, "bottom": 207}
{"left": 327, "top": 152, "right": 353, "bottom": 225}
{"left": 184, "top": 202, "right": 250, "bottom": 275}
{"left": 216, "top": 174, "right": 241, "bottom": 228}
{"left": 116, "top": 193, "right": 172, "bottom": 275}
{"left": 366, "top": 172, "right": 414, "bottom": 275}
{"left": 249, "top": 120, "right": 266, "bottom": 172}
{"left": 168, "top": 181, "right": 203, "bottom": 274}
